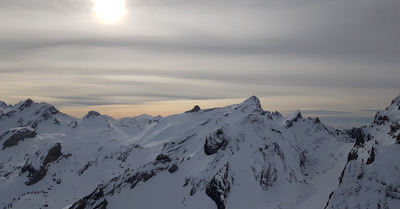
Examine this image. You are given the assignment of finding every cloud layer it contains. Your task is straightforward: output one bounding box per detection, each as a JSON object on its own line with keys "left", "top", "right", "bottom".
{"left": 1, "top": 0, "right": 399, "bottom": 128}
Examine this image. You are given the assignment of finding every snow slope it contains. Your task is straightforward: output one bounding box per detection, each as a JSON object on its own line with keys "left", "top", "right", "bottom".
{"left": 0, "top": 95, "right": 399, "bottom": 209}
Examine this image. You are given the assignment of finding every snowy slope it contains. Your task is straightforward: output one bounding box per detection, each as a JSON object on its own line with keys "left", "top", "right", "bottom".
{"left": 325, "top": 95, "right": 400, "bottom": 209}
{"left": 0, "top": 95, "right": 399, "bottom": 209}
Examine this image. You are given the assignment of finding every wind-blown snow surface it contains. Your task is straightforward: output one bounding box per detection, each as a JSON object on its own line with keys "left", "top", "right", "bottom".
{"left": 0, "top": 96, "right": 399, "bottom": 209}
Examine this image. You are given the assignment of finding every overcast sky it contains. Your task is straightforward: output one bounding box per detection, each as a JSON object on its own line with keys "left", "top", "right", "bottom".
{"left": 0, "top": 0, "right": 399, "bottom": 128}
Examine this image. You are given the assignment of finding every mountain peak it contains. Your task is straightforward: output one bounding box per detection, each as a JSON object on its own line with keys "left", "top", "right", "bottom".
{"left": 0, "top": 100, "right": 9, "bottom": 108}
{"left": 83, "top": 110, "right": 101, "bottom": 119}
{"left": 238, "top": 95, "right": 263, "bottom": 113}
{"left": 390, "top": 94, "right": 400, "bottom": 108}
{"left": 17, "top": 98, "right": 34, "bottom": 111}
{"left": 242, "top": 95, "right": 260, "bottom": 105}
{"left": 185, "top": 105, "right": 201, "bottom": 113}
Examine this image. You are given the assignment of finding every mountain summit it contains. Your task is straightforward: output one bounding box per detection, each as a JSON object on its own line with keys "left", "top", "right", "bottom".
{"left": 0, "top": 96, "right": 399, "bottom": 209}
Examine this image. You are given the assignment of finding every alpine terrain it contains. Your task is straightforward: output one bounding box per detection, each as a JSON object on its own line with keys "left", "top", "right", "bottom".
{"left": 0, "top": 95, "right": 399, "bottom": 209}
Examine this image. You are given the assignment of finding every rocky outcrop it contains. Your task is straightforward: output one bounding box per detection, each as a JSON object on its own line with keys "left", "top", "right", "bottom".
{"left": 185, "top": 105, "right": 201, "bottom": 113}
{"left": 2, "top": 127, "right": 37, "bottom": 149}
{"left": 69, "top": 186, "right": 108, "bottom": 209}
{"left": 205, "top": 163, "right": 232, "bottom": 209}
{"left": 21, "top": 143, "right": 63, "bottom": 185}
{"left": 204, "top": 129, "right": 228, "bottom": 155}
{"left": 43, "top": 143, "right": 62, "bottom": 166}
{"left": 168, "top": 164, "right": 179, "bottom": 173}
{"left": 84, "top": 111, "right": 101, "bottom": 119}
{"left": 21, "top": 165, "right": 47, "bottom": 186}
{"left": 18, "top": 99, "right": 34, "bottom": 111}
{"left": 285, "top": 110, "right": 303, "bottom": 128}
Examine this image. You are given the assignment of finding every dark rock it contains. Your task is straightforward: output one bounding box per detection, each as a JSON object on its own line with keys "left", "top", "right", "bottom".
{"left": 204, "top": 129, "right": 228, "bottom": 155}
{"left": 126, "top": 170, "right": 156, "bottom": 189}
{"left": 205, "top": 163, "right": 232, "bottom": 209}
{"left": 155, "top": 154, "right": 171, "bottom": 164}
{"left": 272, "top": 111, "right": 282, "bottom": 118}
{"left": 83, "top": 111, "right": 101, "bottom": 119}
{"left": 18, "top": 99, "right": 34, "bottom": 111}
{"left": 2, "top": 128, "right": 37, "bottom": 149}
{"left": 69, "top": 121, "right": 78, "bottom": 128}
{"left": 347, "top": 148, "right": 359, "bottom": 162}
{"left": 299, "top": 151, "right": 306, "bottom": 167}
{"left": 46, "top": 105, "right": 60, "bottom": 115}
{"left": 314, "top": 118, "right": 321, "bottom": 124}
{"left": 22, "top": 165, "right": 47, "bottom": 186}
{"left": 185, "top": 105, "right": 201, "bottom": 113}
{"left": 273, "top": 143, "right": 285, "bottom": 161}
{"left": 0, "top": 110, "right": 16, "bottom": 121}
{"left": 294, "top": 111, "right": 303, "bottom": 121}
{"left": 258, "top": 163, "right": 277, "bottom": 188}
{"left": 93, "top": 199, "right": 108, "bottom": 209}
{"left": 43, "top": 143, "right": 62, "bottom": 166}
{"left": 285, "top": 111, "right": 302, "bottom": 128}
{"left": 374, "top": 112, "right": 389, "bottom": 126}
{"left": 324, "top": 191, "right": 335, "bottom": 209}
{"left": 69, "top": 186, "right": 107, "bottom": 209}
{"left": 347, "top": 128, "right": 362, "bottom": 139}
{"left": 397, "top": 134, "right": 400, "bottom": 144}
{"left": 21, "top": 143, "right": 62, "bottom": 185}
{"left": 168, "top": 164, "right": 179, "bottom": 173}
{"left": 385, "top": 185, "right": 400, "bottom": 200}
{"left": 353, "top": 129, "right": 365, "bottom": 147}
{"left": 366, "top": 147, "right": 375, "bottom": 165}
{"left": 338, "top": 165, "right": 346, "bottom": 185}
{"left": 389, "top": 123, "right": 400, "bottom": 136}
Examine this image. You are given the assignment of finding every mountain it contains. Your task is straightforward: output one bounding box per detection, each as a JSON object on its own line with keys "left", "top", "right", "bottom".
{"left": 0, "top": 96, "right": 399, "bottom": 209}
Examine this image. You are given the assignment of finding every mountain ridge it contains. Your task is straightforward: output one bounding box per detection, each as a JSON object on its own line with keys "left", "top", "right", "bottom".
{"left": 0, "top": 95, "right": 399, "bottom": 209}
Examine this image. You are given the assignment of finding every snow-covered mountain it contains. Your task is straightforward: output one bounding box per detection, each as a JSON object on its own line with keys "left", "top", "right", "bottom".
{"left": 0, "top": 96, "right": 399, "bottom": 209}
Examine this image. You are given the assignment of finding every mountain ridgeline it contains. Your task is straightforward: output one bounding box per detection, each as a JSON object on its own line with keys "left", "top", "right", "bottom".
{"left": 0, "top": 96, "right": 399, "bottom": 209}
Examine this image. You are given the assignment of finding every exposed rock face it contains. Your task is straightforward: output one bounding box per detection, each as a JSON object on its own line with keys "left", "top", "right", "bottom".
{"left": 43, "top": 143, "right": 62, "bottom": 166}
{"left": 2, "top": 127, "right": 37, "bottom": 149}
{"left": 154, "top": 154, "right": 172, "bottom": 164}
{"left": 21, "top": 143, "right": 63, "bottom": 185}
{"left": 18, "top": 99, "right": 34, "bottom": 111}
{"left": 205, "top": 163, "right": 232, "bottom": 209}
{"left": 84, "top": 111, "right": 101, "bottom": 119}
{"left": 168, "top": 164, "right": 179, "bottom": 173}
{"left": 69, "top": 187, "right": 108, "bottom": 209}
{"left": 366, "top": 147, "right": 375, "bottom": 165}
{"left": 185, "top": 105, "right": 201, "bottom": 113}
{"left": 285, "top": 110, "right": 303, "bottom": 128}
{"left": 21, "top": 165, "right": 47, "bottom": 186}
{"left": 204, "top": 129, "right": 228, "bottom": 155}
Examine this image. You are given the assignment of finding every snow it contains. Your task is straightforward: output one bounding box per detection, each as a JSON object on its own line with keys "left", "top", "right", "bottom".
{"left": 0, "top": 95, "right": 399, "bottom": 209}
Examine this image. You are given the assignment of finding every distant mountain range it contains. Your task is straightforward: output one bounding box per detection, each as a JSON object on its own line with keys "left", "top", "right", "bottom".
{"left": 1, "top": 95, "right": 399, "bottom": 209}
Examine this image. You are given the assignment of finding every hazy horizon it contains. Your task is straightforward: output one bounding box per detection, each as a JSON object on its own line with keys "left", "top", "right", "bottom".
{"left": 1, "top": 94, "right": 396, "bottom": 129}
{"left": 1, "top": 0, "right": 399, "bottom": 129}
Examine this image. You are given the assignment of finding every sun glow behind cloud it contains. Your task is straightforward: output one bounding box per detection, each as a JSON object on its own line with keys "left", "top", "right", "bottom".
{"left": 92, "top": 0, "right": 126, "bottom": 23}
{"left": 1, "top": 0, "right": 399, "bottom": 128}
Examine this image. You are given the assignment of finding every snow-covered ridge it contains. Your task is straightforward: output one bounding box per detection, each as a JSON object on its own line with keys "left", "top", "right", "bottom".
{"left": 0, "top": 96, "right": 399, "bottom": 209}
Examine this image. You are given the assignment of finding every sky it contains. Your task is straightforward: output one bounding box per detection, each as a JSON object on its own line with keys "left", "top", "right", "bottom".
{"left": 0, "top": 0, "right": 399, "bottom": 129}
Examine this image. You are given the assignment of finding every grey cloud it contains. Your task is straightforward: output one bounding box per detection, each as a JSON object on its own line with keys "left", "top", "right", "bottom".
{"left": 1, "top": 0, "right": 399, "bottom": 128}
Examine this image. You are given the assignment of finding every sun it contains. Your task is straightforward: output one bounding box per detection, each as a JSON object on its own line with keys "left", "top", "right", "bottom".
{"left": 92, "top": 0, "right": 126, "bottom": 23}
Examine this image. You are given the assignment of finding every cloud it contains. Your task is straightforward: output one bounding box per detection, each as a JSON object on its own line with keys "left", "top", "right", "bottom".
{"left": 0, "top": 0, "right": 399, "bottom": 128}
